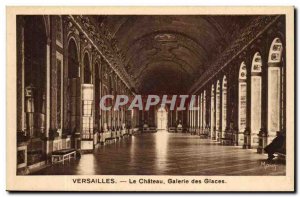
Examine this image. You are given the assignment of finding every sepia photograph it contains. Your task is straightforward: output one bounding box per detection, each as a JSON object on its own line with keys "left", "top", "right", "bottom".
{"left": 6, "top": 6, "right": 295, "bottom": 192}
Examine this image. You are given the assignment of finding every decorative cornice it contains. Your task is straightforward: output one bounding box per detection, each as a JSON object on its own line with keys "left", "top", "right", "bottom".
{"left": 188, "top": 15, "right": 281, "bottom": 94}
{"left": 68, "top": 15, "right": 135, "bottom": 93}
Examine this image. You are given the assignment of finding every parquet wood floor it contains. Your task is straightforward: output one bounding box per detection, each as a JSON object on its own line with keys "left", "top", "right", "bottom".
{"left": 34, "top": 132, "right": 286, "bottom": 175}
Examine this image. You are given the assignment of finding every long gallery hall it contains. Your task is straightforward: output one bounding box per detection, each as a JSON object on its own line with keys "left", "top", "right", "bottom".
{"left": 16, "top": 15, "right": 286, "bottom": 175}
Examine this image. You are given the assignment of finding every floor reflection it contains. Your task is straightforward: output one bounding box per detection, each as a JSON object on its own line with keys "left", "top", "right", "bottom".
{"left": 33, "top": 132, "right": 286, "bottom": 175}
{"left": 154, "top": 130, "right": 169, "bottom": 173}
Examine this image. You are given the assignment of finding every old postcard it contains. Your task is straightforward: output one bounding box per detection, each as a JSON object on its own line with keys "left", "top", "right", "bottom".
{"left": 6, "top": 6, "right": 294, "bottom": 192}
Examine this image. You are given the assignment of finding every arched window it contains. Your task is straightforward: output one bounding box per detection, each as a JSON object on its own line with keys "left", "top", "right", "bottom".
{"left": 189, "top": 105, "right": 192, "bottom": 129}
{"left": 94, "top": 62, "right": 100, "bottom": 129}
{"left": 267, "top": 38, "right": 283, "bottom": 136}
{"left": 200, "top": 93, "right": 203, "bottom": 131}
{"left": 251, "top": 52, "right": 262, "bottom": 142}
{"left": 221, "top": 76, "right": 227, "bottom": 136}
{"left": 56, "top": 16, "right": 63, "bottom": 44}
{"left": 103, "top": 86, "right": 109, "bottom": 130}
{"left": 191, "top": 96, "right": 194, "bottom": 129}
{"left": 268, "top": 38, "right": 283, "bottom": 63}
{"left": 108, "top": 75, "right": 113, "bottom": 129}
{"left": 83, "top": 53, "right": 92, "bottom": 84}
{"left": 210, "top": 84, "right": 215, "bottom": 140}
{"left": 157, "top": 106, "right": 168, "bottom": 130}
{"left": 188, "top": 108, "right": 191, "bottom": 128}
{"left": 56, "top": 54, "right": 63, "bottom": 130}
{"left": 216, "top": 80, "right": 221, "bottom": 140}
{"left": 238, "top": 62, "right": 247, "bottom": 135}
{"left": 190, "top": 97, "right": 194, "bottom": 129}
{"left": 82, "top": 53, "right": 93, "bottom": 139}
{"left": 196, "top": 95, "right": 200, "bottom": 129}
{"left": 68, "top": 39, "right": 79, "bottom": 79}
{"left": 203, "top": 90, "right": 206, "bottom": 130}
{"left": 67, "top": 38, "right": 80, "bottom": 133}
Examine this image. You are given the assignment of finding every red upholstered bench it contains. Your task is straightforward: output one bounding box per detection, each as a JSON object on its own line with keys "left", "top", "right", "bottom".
{"left": 51, "top": 149, "right": 76, "bottom": 164}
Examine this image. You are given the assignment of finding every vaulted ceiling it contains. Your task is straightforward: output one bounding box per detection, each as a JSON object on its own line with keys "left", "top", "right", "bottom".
{"left": 91, "top": 15, "right": 254, "bottom": 94}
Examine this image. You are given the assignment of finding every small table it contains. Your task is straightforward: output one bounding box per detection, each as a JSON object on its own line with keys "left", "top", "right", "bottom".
{"left": 51, "top": 149, "right": 76, "bottom": 164}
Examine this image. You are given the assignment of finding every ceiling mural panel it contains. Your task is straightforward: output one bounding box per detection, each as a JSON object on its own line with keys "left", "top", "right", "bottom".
{"left": 77, "top": 15, "right": 276, "bottom": 94}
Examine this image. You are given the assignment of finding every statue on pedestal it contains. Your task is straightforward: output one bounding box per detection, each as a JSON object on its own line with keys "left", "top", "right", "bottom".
{"left": 177, "top": 120, "right": 182, "bottom": 128}
{"left": 103, "top": 123, "right": 108, "bottom": 132}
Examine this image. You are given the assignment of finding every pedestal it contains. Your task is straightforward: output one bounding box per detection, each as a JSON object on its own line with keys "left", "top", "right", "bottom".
{"left": 237, "top": 132, "right": 245, "bottom": 146}
{"left": 74, "top": 132, "right": 81, "bottom": 150}
{"left": 243, "top": 128, "right": 251, "bottom": 149}
{"left": 211, "top": 127, "right": 216, "bottom": 140}
{"left": 217, "top": 129, "right": 221, "bottom": 142}
{"left": 257, "top": 129, "right": 267, "bottom": 154}
{"left": 93, "top": 132, "right": 98, "bottom": 145}
{"left": 17, "top": 141, "right": 29, "bottom": 175}
{"left": 81, "top": 140, "right": 93, "bottom": 152}
{"left": 250, "top": 133, "right": 260, "bottom": 149}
